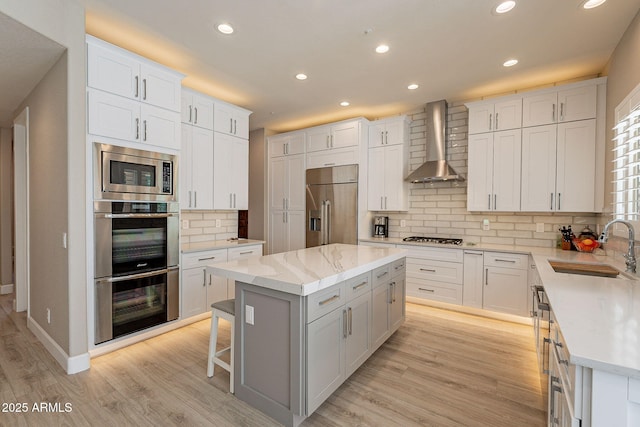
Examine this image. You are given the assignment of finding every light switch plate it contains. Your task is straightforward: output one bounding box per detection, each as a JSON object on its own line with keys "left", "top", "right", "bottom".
{"left": 182, "top": 220, "right": 189, "bottom": 229}
{"left": 216, "top": 219, "right": 222, "bottom": 228}
{"left": 246, "top": 305, "right": 254, "bottom": 325}
{"left": 536, "top": 223, "right": 545, "bottom": 233}
{"left": 482, "top": 219, "right": 490, "bottom": 231}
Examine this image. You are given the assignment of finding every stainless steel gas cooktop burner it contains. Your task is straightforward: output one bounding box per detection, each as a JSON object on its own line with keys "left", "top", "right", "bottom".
{"left": 402, "top": 236, "right": 463, "bottom": 245}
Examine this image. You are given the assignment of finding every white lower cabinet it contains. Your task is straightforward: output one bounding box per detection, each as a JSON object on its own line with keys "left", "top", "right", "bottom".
{"left": 306, "top": 260, "right": 405, "bottom": 415}
{"left": 462, "top": 250, "right": 484, "bottom": 308}
{"left": 181, "top": 244, "right": 263, "bottom": 318}
{"left": 482, "top": 252, "right": 529, "bottom": 317}
{"left": 269, "top": 210, "right": 306, "bottom": 254}
{"left": 402, "top": 245, "right": 463, "bottom": 305}
{"left": 181, "top": 249, "right": 228, "bottom": 318}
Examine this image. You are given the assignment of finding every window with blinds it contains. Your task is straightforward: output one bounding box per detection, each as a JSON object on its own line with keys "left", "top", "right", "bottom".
{"left": 613, "top": 107, "right": 640, "bottom": 221}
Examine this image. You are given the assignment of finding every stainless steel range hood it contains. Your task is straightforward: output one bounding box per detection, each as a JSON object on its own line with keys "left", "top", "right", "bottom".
{"left": 405, "top": 100, "right": 464, "bottom": 183}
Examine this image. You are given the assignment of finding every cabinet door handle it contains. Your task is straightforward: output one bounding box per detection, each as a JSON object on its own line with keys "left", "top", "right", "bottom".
{"left": 189, "top": 105, "right": 193, "bottom": 123}
{"left": 385, "top": 130, "right": 388, "bottom": 144}
{"left": 229, "top": 118, "right": 233, "bottom": 133}
{"left": 194, "top": 191, "right": 197, "bottom": 208}
{"left": 230, "top": 193, "right": 233, "bottom": 208}
{"left": 381, "top": 131, "right": 384, "bottom": 145}
{"left": 134, "top": 76, "right": 139, "bottom": 98}
{"left": 494, "top": 194, "right": 497, "bottom": 210}
{"left": 495, "top": 112, "right": 499, "bottom": 130}
{"left": 550, "top": 193, "right": 554, "bottom": 210}
{"left": 188, "top": 190, "right": 192, "bottom": 208}
{"left": 319, "top": 294, "right": 340, "bottom": 306}
{"left": 560, "top": 103, "right": 564, "bottom": 121}
{"left": 326, "top": 135, "right": 330, "bottom": 148}
{"left": 392, "top": 282, "right": 397, "bottom": 303}
{"left": 485, "top": 268, "right": 489, "bottom": 285}
{"left": 489, "top": 113, "right": 492, "bottom": 131}
{"left": 488, "top": 194, "right": 491, "bottom": 210}
{"left": 348, "top": 307, "right": 353, "bottom": 335}
{"left": 343, "top": 309, "right": 348, "bottom": 338}
{"left": 385, "top": 196, "right": 388, "bottom": 209}
{"left": 209, "top": 274, "right": 212, "bottom": 286}
{"left": 135, "top": 118, "right": 140, "bottom": 140}
{"left": 143, "top": 120, "right": 147, "bottom": 141}
{"left": 194, "top": 107, "right": 198, "bottom": 124}
{"left": 388, "top": 283, "right": 394, "bottom": 304}
{"left": 352, "top": 281, "right": 368, "bottom": 291}
{"left": 202, "top": 270, "right": 206, "bottom": 287}
{"left": 381, "top": 196, "right": 383, "bottom": 210}
{"left": 557, "top": 193, "right": 561, "bottom": 211}
{"left": 552, "top": 104, "right": 556, "bottom": 122}
{"left": 142, "top": 78, "right": 147, "bottom": 100}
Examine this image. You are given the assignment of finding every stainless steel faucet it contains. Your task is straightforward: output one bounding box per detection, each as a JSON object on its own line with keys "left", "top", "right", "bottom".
{"left": 599, "top": 219, "right": 636, "bottom": 273}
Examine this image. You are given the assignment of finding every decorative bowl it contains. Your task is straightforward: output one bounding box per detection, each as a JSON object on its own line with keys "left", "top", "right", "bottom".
{"left": 572, "top": 238, "right": 600, "bottom": 253}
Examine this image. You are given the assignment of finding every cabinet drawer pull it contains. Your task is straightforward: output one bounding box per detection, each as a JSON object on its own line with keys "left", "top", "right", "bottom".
{"left": 418, "top": 287, "right": 435, "bottom": 293}
{"left": 376, "top": 271, "right": 388, "bottom": 279}
{"left": 494, "top": 258, "right": 516, "bottom": 263}
{"left": 239, "top": 251, "right": 254, "bottom": 255}
{"left": 394, "top": 263, "right": 405, "bottom": 270}
{"left": 318, "top": 294, "right": 340, "bottom": 306}
{"left": 419, "top": 268, "right": 436, "bottom": 272}
{"left": 198, "top": 256, "right": 216, "bottom": 261}
{"left": 352, "top": 281, "right": 368, "bottom": 291}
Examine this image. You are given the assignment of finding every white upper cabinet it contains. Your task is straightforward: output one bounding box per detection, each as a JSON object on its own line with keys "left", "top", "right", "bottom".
{"left": 181, "top": 89, "right": 214, "bottom": 130}
{"left": 268, "top": 132, "right": 306, "bottom": 158}
{"left": 307, "top": 120, "right": 360, "bottom": 152}
{"left": 368, "top": 116, "right": 408, "bottom": 147}
{"left": 181, "top": 125, "right": 214, "bottom": 210}
{"left": 87, "top": 36, "right": 182, "bottom": 113}
{"left": 521, "top": 125, "right": 558, "bottom": 211}
{"left": 467, "top": 130, "right": 521, "bottom": 211}
{"left": 214, "top": 101, "right": 251, "bottom": 139}
{"left": 522, "top": 84, "right": 597, "bottom": 127}
{"left": 468, "top": 99, "right": 522, "bottom": 134}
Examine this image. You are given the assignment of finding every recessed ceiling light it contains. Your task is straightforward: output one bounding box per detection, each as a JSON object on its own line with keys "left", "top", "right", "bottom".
{"left": 375, "top": 44, "right": 390, "bottom": 54}
{"left": 340, "top": 101, "right": 350, "bottom": 107}
{"left": 217, "top": 23, "right": 234, "bottom": 34}
{"left": 582, "top": 0, "right": 606, "bottom": 9}
{"left": 408, "top": 84, "right": 419, "bottom": 90}
{"left": 503, "top": 59, "right": 518, "bottom": 67}
{"left": 494, "top": 1, "right": 516, "bottom": 14}
{"left": 295, "top": 73, "right": 308, "bottom": 80}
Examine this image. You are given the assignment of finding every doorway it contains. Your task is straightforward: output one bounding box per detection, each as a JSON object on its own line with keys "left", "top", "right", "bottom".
{"left": 13, "top": 107, "right": 28, "bottom": 313}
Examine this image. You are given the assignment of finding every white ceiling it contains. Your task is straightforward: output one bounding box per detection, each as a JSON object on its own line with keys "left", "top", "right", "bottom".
{"left": 2, "top": 1, "right": 640, "bottom": 132}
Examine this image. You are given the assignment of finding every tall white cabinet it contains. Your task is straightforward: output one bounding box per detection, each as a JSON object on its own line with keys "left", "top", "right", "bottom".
{"left": 268, "top": 132, "right": 306, "bottom": 254}
{"left": 367, "top": 116, "right": 410, "bottom": 212}
{"left": 466, "top": 77, "right": 606, "bottom": 212}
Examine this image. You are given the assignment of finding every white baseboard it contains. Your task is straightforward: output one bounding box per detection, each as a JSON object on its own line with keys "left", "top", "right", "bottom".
{"left": 0, "top": 283, "right": 14, "bottom": 295}
{"left": 27, "top": 317, "right": 91, "bottom": 374}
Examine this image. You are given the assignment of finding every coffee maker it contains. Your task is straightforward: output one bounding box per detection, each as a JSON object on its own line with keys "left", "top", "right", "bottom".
{"left": 373, "top": 216, "right": 389, "bottom": 238}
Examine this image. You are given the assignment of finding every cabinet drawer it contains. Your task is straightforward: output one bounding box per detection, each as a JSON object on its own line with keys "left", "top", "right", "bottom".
{"left": 396, "top": 245, "right": 463, "bottom": 263}
{"left": 407, "top": 259, "right": 463, "bottom": 285}
{"left": 407, "top": 279, "right": 463, "bottom": 305}
{"left": 307, "top": 282, "right": 346, "bottom": 323}
{"left": 182, "top": 249, "right": 228, "bottom": 269}
{"left": 372, "top": 264, "right": 391, "bottom": 288}
{"left": 345, "top": 272, "right": 371, "bottom": 301}
{"left": 484, "top": 251, "right": 528, "bottom": 269}
{"left": 228, "top": 244, "right": 263, "bottom": 260}
{"left": 391, "top": 258, "right": 406, "bottom": 277}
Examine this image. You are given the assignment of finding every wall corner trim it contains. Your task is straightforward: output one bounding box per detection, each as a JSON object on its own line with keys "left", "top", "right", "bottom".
{"left": 27, "top": 316, "right": 91, "bottom": 374}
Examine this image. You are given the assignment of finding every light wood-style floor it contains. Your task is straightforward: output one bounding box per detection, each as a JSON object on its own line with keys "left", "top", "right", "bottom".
{"left": 0, "top": 293, "right": 546, "bottom": 426}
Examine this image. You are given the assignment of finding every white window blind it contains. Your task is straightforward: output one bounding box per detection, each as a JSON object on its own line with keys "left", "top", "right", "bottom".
{"left": 613, "top": 107, "right": 640, "bottom": 221}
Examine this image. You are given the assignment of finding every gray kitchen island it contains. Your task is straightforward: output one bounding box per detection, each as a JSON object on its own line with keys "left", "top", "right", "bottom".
{"left": 207, "top": 243, "right": 407, "bottom": 427}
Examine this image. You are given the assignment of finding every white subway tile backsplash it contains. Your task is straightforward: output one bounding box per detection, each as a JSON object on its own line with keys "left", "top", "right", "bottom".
{"left": 180, "top": 210, "right": 239, "bottom": 244}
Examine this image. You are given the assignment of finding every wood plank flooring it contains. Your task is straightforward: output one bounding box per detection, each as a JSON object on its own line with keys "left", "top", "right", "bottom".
{"left": 0, "top": 293, "right": 546, "bottom": 426}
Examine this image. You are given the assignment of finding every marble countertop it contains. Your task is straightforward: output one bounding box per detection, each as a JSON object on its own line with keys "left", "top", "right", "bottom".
{"left": 363, "top": 237, "right": 640, "bottom": 378}
{"left": 181, "top": 239, "right": 265, "bottom": 253}
{"left": 207, "top": 243, "right": 407, "bottom": 296}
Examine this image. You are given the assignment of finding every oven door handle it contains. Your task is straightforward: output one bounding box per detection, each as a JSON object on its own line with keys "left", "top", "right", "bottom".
{"left": 102, "top": 213, "right": 178, "bottom": 219}
{"left": 99, "top": 267, "right": 179, "bottom": 284}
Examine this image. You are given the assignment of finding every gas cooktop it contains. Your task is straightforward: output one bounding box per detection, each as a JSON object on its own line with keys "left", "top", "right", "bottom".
{"left": 402, "top": 236, "right": 463, "bottom": 245}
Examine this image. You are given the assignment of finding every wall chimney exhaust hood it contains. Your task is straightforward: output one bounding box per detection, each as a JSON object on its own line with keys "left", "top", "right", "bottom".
{"left": 405, "top": 100, "right": 464, "bottom": 183}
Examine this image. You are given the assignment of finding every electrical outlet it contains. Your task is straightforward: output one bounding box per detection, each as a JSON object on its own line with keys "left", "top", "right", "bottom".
{"left": 46, "top": 308, "right": 51, "bottom": 324}
{"left": 536, "top": 223, "right": 545, "bottom": 233}
{"left": 246, "top": 305, "right": 255, "bottom": 325}
{"left": 182, "top": 220, "right": 189, "bottom": 229}
{"left": 216, "top": 219, "right": 222, "bottom": 228}
{"left": 400, "top": 220, "right": 406, "bottom": 228}
{"left": 482, "top": 219, "right": 490, "bottom": 231}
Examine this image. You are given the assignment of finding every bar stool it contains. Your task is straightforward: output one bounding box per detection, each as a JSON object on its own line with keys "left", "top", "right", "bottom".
{"left": 207, "top": 298, "right": 235, "bottom": 393}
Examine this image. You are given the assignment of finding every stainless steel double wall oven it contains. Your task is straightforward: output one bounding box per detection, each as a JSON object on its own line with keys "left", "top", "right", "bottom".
{"left": 94, "top": 144, "right": 179, "bottom": 344}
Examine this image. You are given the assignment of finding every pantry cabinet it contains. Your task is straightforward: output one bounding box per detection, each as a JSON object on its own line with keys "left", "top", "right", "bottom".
{"left": 181, "top": 125, "right": 214, "bottom": 209}
{"left": 269, "top": 210, "right": 306, "bottom": 255}
{"left": 213, "top": 133, "right": 249, "bottom": 210}
{"left": 467, "top": 129, "right": 521, "bottom": 211}
{"left": 521, "top": 120, "right": 596, "bottom": 212}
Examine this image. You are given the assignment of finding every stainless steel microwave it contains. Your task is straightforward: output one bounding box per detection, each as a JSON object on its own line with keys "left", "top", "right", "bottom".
{"left": 94, "top": 143, "right": 176, "bottom": 201}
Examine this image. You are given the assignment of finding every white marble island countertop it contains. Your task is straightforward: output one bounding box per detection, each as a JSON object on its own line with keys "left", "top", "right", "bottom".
{"left": 532, "top": 250, "right": 640, "bottom": 379}
{"left": 207, "top": 243, "right": 407, "bottom": 296}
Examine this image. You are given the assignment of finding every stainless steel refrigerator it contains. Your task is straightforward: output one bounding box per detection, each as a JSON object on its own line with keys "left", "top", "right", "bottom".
{"left": 306, "top": 164, "right": 358, "bottom": 247}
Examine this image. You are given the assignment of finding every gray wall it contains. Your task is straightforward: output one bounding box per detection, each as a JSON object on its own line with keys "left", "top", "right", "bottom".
{"left": 0, "top": 128, "right": 12, "bottom": 287}
{"left": 248, "top": 128, "right": 269, "bottom": 241}
{"left": 1, "top": 0, "right": 87, "bottom": 363}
